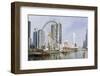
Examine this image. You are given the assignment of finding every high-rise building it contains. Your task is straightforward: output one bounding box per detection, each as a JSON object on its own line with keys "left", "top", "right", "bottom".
{"left": 58, "top": 23, "right": 62, "bottom": 44}
{"left": 51, "top": 25, "right": 54, "bottom": 40}
{"left": 28, "top": 21, "right": 31, "bottom": 48}
{"left": 51, "top": 24, "right": 58, "bottom": 50}
{"left": 83, "top": 31, "right": 88, "bottom": 48}
{"left": 33, "top": 28, "right": 38, "bottom": 48}
{"left": 51, "top": 22, "right": 62, "bottom": 50}
{"left": 37, "top": 29, "right": 45, "bottom": 49}
{"left": 73, "top": 32, "right": 77, "bottom": 47}
{"left": 33, "top": 28, "right": 45, "bottom": 49}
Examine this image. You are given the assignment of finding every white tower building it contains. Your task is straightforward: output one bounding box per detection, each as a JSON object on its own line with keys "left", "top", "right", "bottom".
{"left": 73, "top": 32, "right": 76, "bottom": 45}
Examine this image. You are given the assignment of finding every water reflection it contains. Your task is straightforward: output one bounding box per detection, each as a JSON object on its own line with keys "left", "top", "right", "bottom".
{"left": 28, "top": 49, "right": 88, "bottom": 60}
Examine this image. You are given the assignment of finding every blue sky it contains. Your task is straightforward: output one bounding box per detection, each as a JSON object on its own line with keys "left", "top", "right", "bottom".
{"left": 28, "top": 15, "right": 88, "bottom": 47}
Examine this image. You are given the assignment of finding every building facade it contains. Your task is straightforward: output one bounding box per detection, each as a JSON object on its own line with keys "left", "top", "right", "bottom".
{"left": 83, "top": 31, "right": 88, "bottom": 48}
{"left": 37, "top": 29, "right": 45, "bottom": 49}
{"left": 33, "top": 28, "right": 38, "bottom": 48}
{"left": 28, "top": 21, "right": 31, "bottom": 48}
{"left": 51, "top": 22, "right": 62, "bottom": 50}
{"left": 33, "top": 28, "right": 45, "bottom": 49}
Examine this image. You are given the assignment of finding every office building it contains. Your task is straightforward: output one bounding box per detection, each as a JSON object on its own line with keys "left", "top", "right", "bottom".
{"left": 33, "top": 28, "right": 38, "bottom": 48}
{"left": 51, "top": 22, "right": 62, "bottom": 50}
{"left": 37, "top": 29, "right": 45, "bottom": 49}
{"left": 83, "top": 31, "right": 88, "bottom": 48}
{"left": 58, "top": 23, "right": 62, "bottom": 44}
{"left": 28, "top": 21, "right": 31, "bottom": 48}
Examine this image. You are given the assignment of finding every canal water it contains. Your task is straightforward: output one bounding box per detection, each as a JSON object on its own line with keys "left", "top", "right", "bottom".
{"left": 28, "top": 49, "right": 88, "bottom": 60}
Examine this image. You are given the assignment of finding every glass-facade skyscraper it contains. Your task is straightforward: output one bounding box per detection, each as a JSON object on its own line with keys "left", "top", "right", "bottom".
{"left": 28, "top": 21, "right": 31, "bottom": 48}
{"left": 33, "top": 29, "right": 45, "bottom": 49}
{"left": 37, "top": 29, "right": 45, "bottom": 49}
{"left": 33, "top": 28, "right": 38, "bottom": 48}
{"left": 51, "top": 22, "right": 62, "bottom": 50}
{"left": 83, "top": 31, "right": 88, "bottom": 48}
